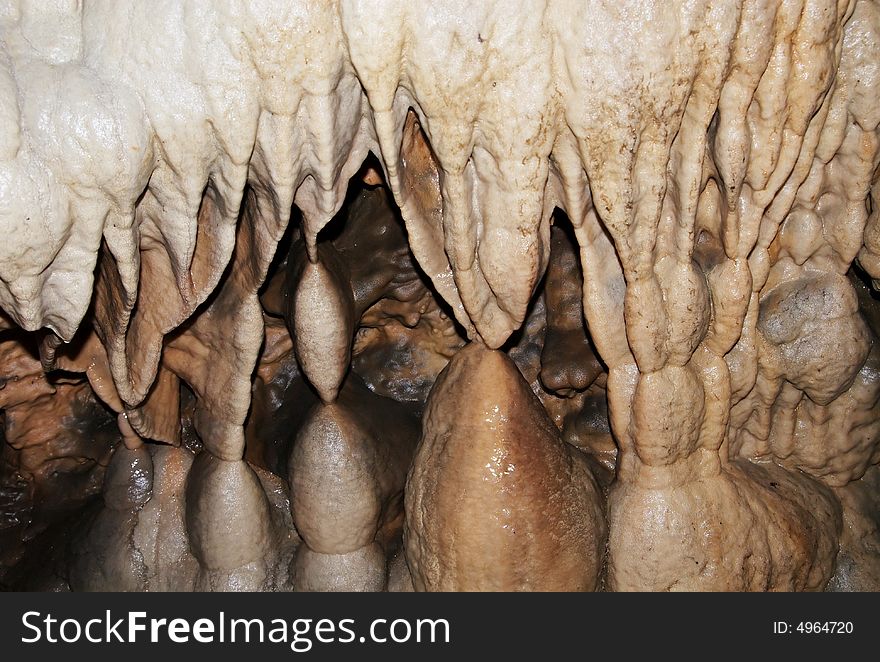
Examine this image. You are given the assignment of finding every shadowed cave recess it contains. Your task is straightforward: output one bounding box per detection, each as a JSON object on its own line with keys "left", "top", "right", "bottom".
{"left": 1, "top": 0, "right": 880, "bottom": 592}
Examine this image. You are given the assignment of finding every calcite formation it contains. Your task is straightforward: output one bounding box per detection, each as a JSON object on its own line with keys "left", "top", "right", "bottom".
{"left": 1, "top": 0, "right": 879, "bottom": 592}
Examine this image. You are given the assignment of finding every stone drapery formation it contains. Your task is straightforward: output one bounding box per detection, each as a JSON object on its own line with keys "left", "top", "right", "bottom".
{"left": 1, "top": 0, "right": 879, "bottom": 591}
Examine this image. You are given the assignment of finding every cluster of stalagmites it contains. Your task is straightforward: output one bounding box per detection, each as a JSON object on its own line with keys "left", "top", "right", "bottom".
{"left": 1, "top": 0, "right": 880, "bottom": 591}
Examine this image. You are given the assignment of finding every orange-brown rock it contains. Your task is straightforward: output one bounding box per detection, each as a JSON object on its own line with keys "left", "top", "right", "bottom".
{"left": 405, "top": 342, "right": 606, "bottom": 591}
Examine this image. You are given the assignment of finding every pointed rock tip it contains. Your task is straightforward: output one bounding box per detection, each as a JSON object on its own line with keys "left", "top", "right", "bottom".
{"left": 441, "top": 341, "right": 534, "bottom": 406}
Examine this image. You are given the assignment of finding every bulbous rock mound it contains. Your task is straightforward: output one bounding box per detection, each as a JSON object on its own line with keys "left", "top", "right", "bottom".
{"left": 405, "top": 342, "right": 607, "bottom": 591}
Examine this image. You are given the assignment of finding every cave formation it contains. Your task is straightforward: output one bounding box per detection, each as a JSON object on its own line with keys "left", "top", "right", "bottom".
{"left": 1, "top": 0, "right": 879, "bottom": 592}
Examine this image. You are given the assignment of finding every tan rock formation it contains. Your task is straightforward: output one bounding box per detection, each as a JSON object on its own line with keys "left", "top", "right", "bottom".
{"left": 0, "top": 0, "right": 878, "bottom": 592}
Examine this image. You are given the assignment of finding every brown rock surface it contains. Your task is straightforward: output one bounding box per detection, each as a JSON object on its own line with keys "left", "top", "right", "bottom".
{"left": 405, "top": 342, "right": 606, "bottom": 591}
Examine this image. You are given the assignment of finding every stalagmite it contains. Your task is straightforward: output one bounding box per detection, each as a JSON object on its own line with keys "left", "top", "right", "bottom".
{"left": 405, "top": 343, "right": 606, "bottom": 591}
{"left": 70, "top": 445, "right": 155, "bottom": 592}
{"left": 0, "top": 0, "right": 878, "bottom": 593}
{"left": 289, "top": 373, "right": 418, "bottom": 592}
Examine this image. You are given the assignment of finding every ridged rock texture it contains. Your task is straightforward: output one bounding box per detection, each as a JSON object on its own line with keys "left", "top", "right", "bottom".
{"left": 0, "top": 0, "right": 879, "bottom": 591}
